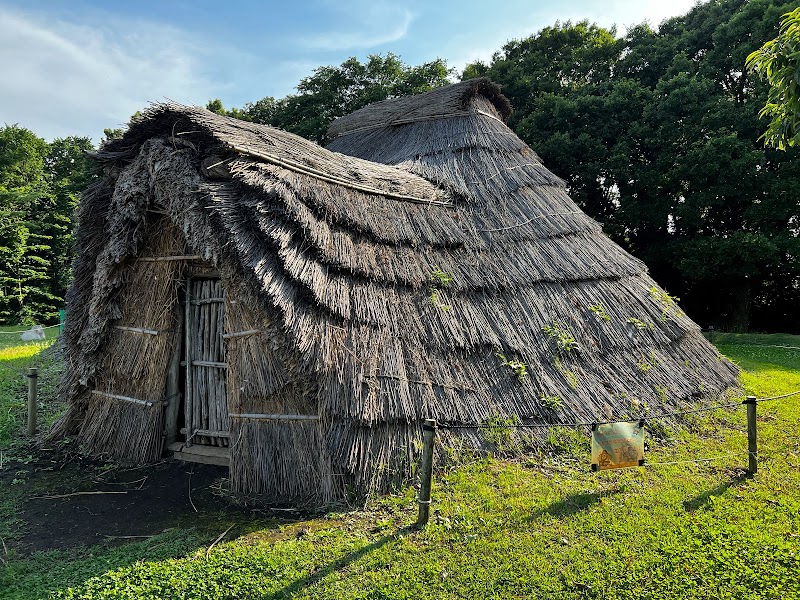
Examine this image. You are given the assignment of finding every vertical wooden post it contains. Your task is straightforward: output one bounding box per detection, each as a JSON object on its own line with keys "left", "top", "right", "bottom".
{"left": 164, "top": 302, "right": 184, "bottom": 449}
{"left": 745, "top": 395, "right": 757, "bottom": 475}
{"left": 185, "top": 278, "right": 193, "bottom": 447}
{"left": 416, "top": 418, "right": 436, "bottom": 528}
{"left": 27, "top": 367, "right": 38, "bottom": 436}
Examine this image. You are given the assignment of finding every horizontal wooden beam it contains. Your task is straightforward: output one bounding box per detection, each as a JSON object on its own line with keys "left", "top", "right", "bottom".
{"left": 221, "top": 329, "right": 261, "bottom": 339}
{"left": 138, "top": 255, "right": 203, "bottom": 262}
{"left": 113, "top": 326, "right": 159, "bottom": 335}
{"left": 180, "top": 427, "right": 230, "bottom": 438}
{"left": 229, "top": 413, "right": 319, "bottom": 421}
{"left": 91, "top": 390, "right": 161, "bottom": 408}
{"left": 192, "top": 361, "right": 228, "bottom": 368}
{"left": 190, "top": 298, "right": 224, "bottom": 305}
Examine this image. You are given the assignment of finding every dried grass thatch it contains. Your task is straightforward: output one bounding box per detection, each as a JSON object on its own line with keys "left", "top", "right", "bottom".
{"left": 54, "top": 79, "right": 738, "bottom": 504}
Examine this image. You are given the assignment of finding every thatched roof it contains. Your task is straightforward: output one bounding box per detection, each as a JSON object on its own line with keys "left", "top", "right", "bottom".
{"left": 57, "top": 79, "right": 738, "bottom": 499}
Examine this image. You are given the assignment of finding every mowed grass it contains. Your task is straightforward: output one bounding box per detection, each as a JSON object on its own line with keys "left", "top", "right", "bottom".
{"left": 1, "top": 333, "right": 799, "bottom": 599}
{"left": 0, "top": 325, "right": 58, "bottom": 449}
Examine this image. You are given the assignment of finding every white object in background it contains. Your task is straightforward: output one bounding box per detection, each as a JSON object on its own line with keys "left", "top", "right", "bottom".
{"left": 20, "top": 325, "right": 45, "bottom": 341}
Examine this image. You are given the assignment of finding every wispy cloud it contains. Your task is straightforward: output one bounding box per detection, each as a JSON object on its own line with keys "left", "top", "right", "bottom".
{"left": 298, "top": 2, "right": 414, "bottom": 51}
{"left": 0, "top": 7, "right": 241, "bottom": 141}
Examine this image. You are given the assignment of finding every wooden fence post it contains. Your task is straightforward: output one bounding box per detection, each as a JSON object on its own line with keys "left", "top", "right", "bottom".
{"left": 416, "top": 419, "right": 436, "bottom": 528}
{"left": 27, "top": 367, "right": 38, "bottom": 436}
{"left": 745, "top": 395, "right": 757, "bottom": 475}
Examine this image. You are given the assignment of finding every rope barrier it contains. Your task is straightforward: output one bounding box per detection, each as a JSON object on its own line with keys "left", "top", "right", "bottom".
{"left": 758, "top": 390, "right": 800, "bottom": 402}
{"left": 0, "top": 323, "right": 62, "bottom": 335}
{"left": 438, "top": 399, "right": 745, "bottom": 431}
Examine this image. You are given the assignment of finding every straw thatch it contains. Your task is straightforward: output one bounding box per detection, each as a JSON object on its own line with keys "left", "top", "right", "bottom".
{"left": 54, "top": 78, "right": 738, "bottom": 505}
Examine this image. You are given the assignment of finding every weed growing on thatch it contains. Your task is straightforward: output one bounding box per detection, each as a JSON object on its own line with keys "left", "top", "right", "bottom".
{"left": 542, "top": 323, "right": 579, "bottom": 354}
{"left": 654, "top": 386, "right": 669, "bottom": 403}
{"left": 588, "top": 304, "right": 610, "bottom": 321}
{"left": 553, "top": 356, "right": 579, "bottom": 389}
{"left": 637, "top": 357, "right": 653, "bottom": 373}
{"left": 650, "top": 287, "right": 684, "bottom": 321}
{"left": 496, "top": 350, "right": 528, "bottom": 381}
{"left": 427, "top": 266, "right": 453, "bottom": 311}
{"left": 546, "top": 426, "right": 590, "bottom": 457}
{"left": 481, "top": 414, "right": 520, "bottom": 454}
{"left": 539, "top": 394, "right": 562, "bottom": 410}
{"left": 627, "top": 317, "right": 653, "bottom": 331}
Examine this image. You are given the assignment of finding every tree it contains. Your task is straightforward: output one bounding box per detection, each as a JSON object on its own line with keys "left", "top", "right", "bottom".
{"left": 211, "top": 54, "right": 452, "bottom": 144}
{"left": 746, "top": 6, "right": 800, "bottom": 148}
{"left": 0, "top": 126, "right": 52, "bottom": 323}
{"left": 470, "top": 1, "right": 800, "bottom": 332}
{"left": 0, "top": 127, "right": 95, "bottom": 324}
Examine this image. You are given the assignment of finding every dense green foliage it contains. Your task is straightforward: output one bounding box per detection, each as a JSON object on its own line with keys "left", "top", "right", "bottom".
{"left": 207, "top": 54, "right": 451, "bottom": 144}
{"left": 1, "top": 1, "right": 798, "bottom": 332}
{"left": 465, "top": 0, "right": 800, "bottom": 333}
{"left": 1, "top": 335, "right": 798, "bottom": 598}
{"left": 747, "top": 6, "right": 800, "bottom": 148}
{"left": 0, "top": 128, "right": 95, "bottom": 325}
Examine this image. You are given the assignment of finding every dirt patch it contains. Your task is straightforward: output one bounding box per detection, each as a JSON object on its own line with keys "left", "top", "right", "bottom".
{"left": 1, "top": 445, "right": 256, "bottom": 555}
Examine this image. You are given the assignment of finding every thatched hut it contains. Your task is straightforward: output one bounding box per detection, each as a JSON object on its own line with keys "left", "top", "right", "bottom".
{"left": 55, "top": 79, "right": 738, "bottom": 504}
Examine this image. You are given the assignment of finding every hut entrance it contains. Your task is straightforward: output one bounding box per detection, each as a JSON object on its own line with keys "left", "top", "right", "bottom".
{"left": 172, "top": 277, "right": 231, "bottom": 466}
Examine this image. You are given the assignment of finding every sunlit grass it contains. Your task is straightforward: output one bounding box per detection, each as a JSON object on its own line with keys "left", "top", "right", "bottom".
{"left": 0, "top": 334, "right": 798, "bottom": 599}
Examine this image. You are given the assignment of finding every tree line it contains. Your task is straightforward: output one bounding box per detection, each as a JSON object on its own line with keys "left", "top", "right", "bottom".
{"left": 1, "top": 0, "right": 797, "bottom": 332}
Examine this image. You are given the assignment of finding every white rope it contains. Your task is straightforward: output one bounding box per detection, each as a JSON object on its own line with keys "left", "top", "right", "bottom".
{"left": 0, "top": 323, "right": 62, "bottom": 335}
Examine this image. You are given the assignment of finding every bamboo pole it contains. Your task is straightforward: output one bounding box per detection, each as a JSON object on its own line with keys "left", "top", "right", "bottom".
{"left": 27, "top": 367, "right": 38, "bottom": 436}
{"left": 416, "top": 419, "right": 436, "bottom": 528}
{"left": 185, "top": 277, "right": 193, "bottom": 447}
{"left": 746, "top": 395, "right": 757, "bottom": 475}
{"left": 165, "top": 302, "right": 184, "bottom": 447}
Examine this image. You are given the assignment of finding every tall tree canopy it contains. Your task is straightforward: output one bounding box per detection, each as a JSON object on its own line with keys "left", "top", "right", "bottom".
{"left": 208, "top": 53, "right": 451, "bottom": 144}
{"left": 0, "top": 126, "right": 94, "bottom": 324}
{"left": 465, "top": 0, "right": 800, "bottom": 333}
{"left": 746, "top": 6, "right": 800, "bottom": 148}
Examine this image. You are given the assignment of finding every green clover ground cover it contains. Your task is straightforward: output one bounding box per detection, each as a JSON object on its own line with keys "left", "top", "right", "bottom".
{"left": 1, "top": 334, "right": 798, "bottom": 599}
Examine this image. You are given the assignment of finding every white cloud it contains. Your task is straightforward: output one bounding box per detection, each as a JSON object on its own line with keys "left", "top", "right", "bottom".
{"left": 298, "top": 2, "right": 414, "bottom": 51}
{"left": 0, "top": 7, "right": 239, "bottom": 141}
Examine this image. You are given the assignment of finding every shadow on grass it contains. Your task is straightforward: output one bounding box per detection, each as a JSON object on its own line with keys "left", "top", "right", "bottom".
{"left": 272, "top": 525, "right": 416, "bottom": 597}
{"left": 682, "top": 469, "right": 750, "bottom": 512}
{"left": 526, "top": 489, "right": 622, "bottom": 521}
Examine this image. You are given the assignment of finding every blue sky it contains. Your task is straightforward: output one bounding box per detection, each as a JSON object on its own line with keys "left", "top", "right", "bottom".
{"left": 0, "top": 0, "right": 698, "bottom": 142}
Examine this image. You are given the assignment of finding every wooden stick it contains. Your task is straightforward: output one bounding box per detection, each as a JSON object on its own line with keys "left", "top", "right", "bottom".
{"left": 221, "top": 329, "right": 261, "bottom": 339}
{"left": 192, "top": 361, "right": 229, "bottom": 368}
{"left": 27, "top": 367, "right": 38, "bottom": 436}
{"left": 206, "top": 524, "right": 235, "bottom": 560}
{"left": 228, "top": 413, "right": 319, "bottom": 421}
{"left": 30, "top": 491, "right": 129, "bottom": 499}
{"left": 416, "top": 419, "right": 436, "bottom": 528}
{"left": 185, "top": 276, "right": 193, "bottom": 447}
{"left": 91, "top": 390, "right": 158, "bottom": 408}
{"left": 114, "top": 326, "right": 160, "bottom": 335}
{"left": 139, "top": 255, "right": 202, "bottom": 262}
{"left": 746, "top": 396, "right": 758, "bottom": 475}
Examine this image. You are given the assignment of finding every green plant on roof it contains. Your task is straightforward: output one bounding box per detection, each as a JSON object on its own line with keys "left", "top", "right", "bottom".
{"left": 553, "top": 355, "right": 578, "bottom": 389}
{"left": 627, "top": 317, "right": 652, "bottom": 331}
{"left": 650, "top": 287, "right": 684, "bottom": 321}
{"left": 430, "top": 267, "right": 454, "bottom": 288}
{"left": 636, "top": 357, "right": 653, "bottom": 373}
{"left": 496, "top": 350, "right": 528, "bottom": 381}
{"left": 589, "top": 304, "right": 610, "bottom": 321}
{"left": 543, "top": 323, "right": 578, "bottom": 354}
{"left": 539, "top": 394, "right": 562, "bottom": 410}
{"left": 481, "top": 414, "right": 520, "bottom": 454}
{"left": 427, "top": 266, "right": 453, "bottom": 311}
{"left": 654, "top": 385, "right": 668, "bottom": 403}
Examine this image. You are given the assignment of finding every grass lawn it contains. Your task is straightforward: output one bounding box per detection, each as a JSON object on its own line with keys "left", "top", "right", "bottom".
{"left": 0, "top": 333, "right": 798, "bottom": 599}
